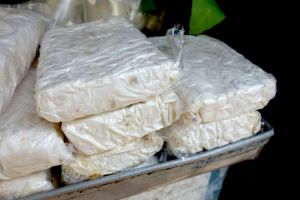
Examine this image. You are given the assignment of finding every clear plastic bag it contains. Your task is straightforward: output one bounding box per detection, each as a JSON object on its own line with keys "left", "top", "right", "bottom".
{"left": 149, "top": 35, "right": 276, "bottom": 122}
{"left": 0, "top": 69, "right": 73, "bottom": 180}
{"left": 62, "top": 90, "right": 183, "bottom": 155}
{"left": 62, "top": 133, "right": 163, "bottom": 184}
{"left": 36, "top": 17, "right": 184, "bottom": 122}
{"left": 160, "top": 112, "right": 261, "bottom": 158}
{"left": 0, "top": 7, "right": 46, "bottom": 115}
{"left": 1, "top": 0, "right": 84, "bottom": 28}
{"left": 0, "top": 170, "right": 54, "bottom": 200}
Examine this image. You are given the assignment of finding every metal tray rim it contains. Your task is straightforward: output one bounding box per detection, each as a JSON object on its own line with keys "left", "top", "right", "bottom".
{"left": 22, "top": 120, "right": 274, "bottom": 200}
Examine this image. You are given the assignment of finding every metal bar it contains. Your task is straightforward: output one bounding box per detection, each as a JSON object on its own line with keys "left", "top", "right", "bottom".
{"left": 22, "top": 120, "right": 274, "bottom": 200}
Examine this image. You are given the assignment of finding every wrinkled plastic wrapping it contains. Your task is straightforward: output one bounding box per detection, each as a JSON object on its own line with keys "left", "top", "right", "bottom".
{"left": 36, "top": 17, "right": 181, "bottom": 122}
{"left": 5, "top": 0, "right": 84, "bottom": 27}
{"left": 122, "top": 173, "right": 211, "bottom": 200}
{"left": 160, "top": 111, "right": 261, "bottom": 158}
{"left": 0, "top": 170, "right": 54, "bottom": 200}
{"left": 149, "top": 35, "right": 276, "bottom": 122}
{"left": 0, "top": 69, "right": 73, "bottom": 180}
{"left": 62, "top": 133, "right": 163, "bottom": 184}
{"left": 0, "top": 8, "right": 46, "bottom": 115}
{"left": 62, "top": 91, "right": 182, "bottom": 155}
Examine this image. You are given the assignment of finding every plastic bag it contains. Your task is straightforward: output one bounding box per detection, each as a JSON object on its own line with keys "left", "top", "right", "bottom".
{"left": 160, "top": 112, "right": 261, "bottom": 158}
{"left": 36, "top": 17, "right": 184, "bottom": 122}
{"left": 0, "top": 170, "right": 54, "bottom": 200}
{"left": 62, "top": 90, "right": 182, "bottom": 155}
{"left": 0, "top": 7, "right": 46, "bottom": 115}
{"left": 149, "top": 35, "right": 276, "bottom": 122}
{"left": 1, "top": 0, "right": 84, "bottom": 28}
{"left": 0, "top": 69, "right": 72, "bottom": 180}
{"left": 62, "top": 133, "right": 163, "bottom": 184}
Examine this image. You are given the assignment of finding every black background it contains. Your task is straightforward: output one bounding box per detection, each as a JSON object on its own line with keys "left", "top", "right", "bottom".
{"left": 152, "top": 0, "right": 297, "bottom": 199}
{"left": 206, "top": 1, "right": 297, "bottom": 199}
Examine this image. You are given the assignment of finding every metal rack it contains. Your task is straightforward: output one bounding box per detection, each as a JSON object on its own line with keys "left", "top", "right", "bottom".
{"left": 22, "top": 120, "right": 274, "bottom": 200}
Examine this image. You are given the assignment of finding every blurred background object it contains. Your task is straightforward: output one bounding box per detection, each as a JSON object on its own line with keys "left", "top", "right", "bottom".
{"left": 82, "top": 0, "right": 145, "bottom": 29}
{"left": 0, "top": 0, "right": 225, "bottom": 32}
{"left": 0, "top": 0, "right": 84, "bottom": 26}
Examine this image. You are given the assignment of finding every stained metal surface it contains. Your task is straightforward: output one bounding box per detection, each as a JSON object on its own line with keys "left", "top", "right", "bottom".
{"left": 21, "top": 120, "right": 273, "bottom": 200}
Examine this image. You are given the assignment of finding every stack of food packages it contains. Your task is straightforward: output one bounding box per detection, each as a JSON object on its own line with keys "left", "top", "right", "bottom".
{"left": 149, "top": 36, "right": 276, "bottom": 158}
{"left": 0, "top": 8, "right": 71, "bottom": 199}
{"left": 0, "top": 6, "right": 276, "bottom": 199}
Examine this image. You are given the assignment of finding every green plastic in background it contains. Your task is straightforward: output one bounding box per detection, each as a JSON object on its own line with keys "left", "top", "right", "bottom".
{"left": 189, "top": 0, "right": 225, "bottom": 35}
{"left": 140, "top": 0, "right": 157, "bottom": 14}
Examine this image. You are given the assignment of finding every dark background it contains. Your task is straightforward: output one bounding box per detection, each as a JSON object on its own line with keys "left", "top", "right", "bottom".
{"left": 149, "top": 0, "right": 297, "bottom": 199}
{"left": 206, "top": 1, "right": 296, "bottom": 199}
{"left": 2, "top": 0, "right": 296, "bottom": 199}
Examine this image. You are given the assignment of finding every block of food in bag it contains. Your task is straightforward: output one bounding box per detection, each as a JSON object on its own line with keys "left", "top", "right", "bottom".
{"left": 36, "top": 17, "right": 181, "bottom": 122}
{"left": 160, "top": 111, "right": 261, "bottom": 158}
{"left": 0, "top": 170, "right": 54, "bottom": 199}
{"left": 0, "top": 69, "right": 72, "bottom": 180}
{"left": 62, "top": 91, "right": 182, "bottom": 155}
{"left": 0, "top": 7, "right": 46, "bottom": 115}
{"left": 149, "top": 35, "right": 276, "bottom": 122}
{"left": 62, "top": 133, "right": 163, "bottom": 184}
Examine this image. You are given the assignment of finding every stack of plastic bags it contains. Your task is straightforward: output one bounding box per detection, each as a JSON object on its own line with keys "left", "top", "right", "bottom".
{"left": 36, "top": 17, "right": 183, "bottom": 184}
{"left": 0, "top": 6, "right": 277, "bottom": 198}
{"left": 149, "top": 35, "right": 276, "bottom": 158}
{"left": 0, "top": 8, "right": 72, "bottom": 199}
{"left": 0, "top": 8, "right": 45, "bottom": 115}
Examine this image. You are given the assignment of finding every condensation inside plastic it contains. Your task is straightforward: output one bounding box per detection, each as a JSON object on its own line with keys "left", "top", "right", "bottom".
{"left": 62, "top": 133, "right": 163, "bottom": 184}
{"left": 149, "top": 35, "right": 276, "bottom": 122}
{"left": 0, "top": 170, "right": 54, "bottom": 200}
{"left": 0, "top": 69, "right": 73, "bottom": 180}
{"left": 160, "top": 111, "right": 261, "bottom": 158}
{"left": 62, "top": 90, "right": 183, "bottom": 155}
{"left": 36, "top": 17, "right": 184, "bottom": 122}
{"left": 0, "top": 7, "right": 46, "bottom": 115}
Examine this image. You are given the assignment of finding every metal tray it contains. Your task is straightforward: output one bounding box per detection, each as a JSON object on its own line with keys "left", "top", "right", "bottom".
{"left": 22, "top": 120, "right": 274, "bottom": 200}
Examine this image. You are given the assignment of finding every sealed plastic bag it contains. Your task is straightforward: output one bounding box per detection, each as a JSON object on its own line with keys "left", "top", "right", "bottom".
{"left": 160, "top": 112, "right": 261, "bottom": 158}
{"left": 0, "top": 8, "right": 46, "bottom": 115}
{"left": 149, "top": 35, "right": 276, "bottom": 122}
{"left": 0, "top": 170, "right": 54, "bottom": 200}
{"left": 62, "top": 133, "right": 163, "bottom": 184}
{"left": 62, "top": 91, "right": 182, "bottom": 155}
{"left": 36, "top": 17, "right": 182, "bottom": 122}
{"left": 0, "top": 69, "right": 72, "bottom": 180}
